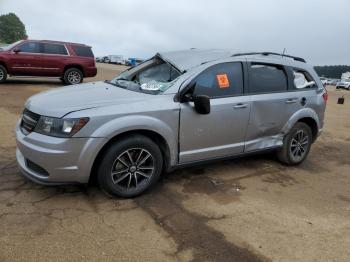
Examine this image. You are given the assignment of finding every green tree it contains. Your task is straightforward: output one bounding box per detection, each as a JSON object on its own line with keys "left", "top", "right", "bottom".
{"left": 314, "top": 65, "right": 350, "bottom": 79}
{"left": 0, "top": 13, "right": 27, "bottom": 44}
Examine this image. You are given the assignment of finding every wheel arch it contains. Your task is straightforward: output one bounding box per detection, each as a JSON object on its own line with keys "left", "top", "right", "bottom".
{"left": 282, "top": 108, "right": 321, "bottom": 143}
{"left": 297, "top": 117, "right": 318, "bottom": 142}
{"left": 89, "top": 129, "right": 172, "bottom": 184}
{"left": 64, "top": 64, "right": 84, "bottom": 76}
{"left": 0, "top": 61, "right": 8, "bottom": 71}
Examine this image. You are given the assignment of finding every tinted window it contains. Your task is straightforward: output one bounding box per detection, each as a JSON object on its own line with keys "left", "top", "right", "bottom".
{"left": 292, "top": 69, "right": 316, "bottom": 90}
{"left": 249, "top": 64, "right": 287, "bottom": 93}
{"left": 18, "top": 42, "right": 40, "bottom": 53}
{"left": 42, "top": 43, "right": 67, "bottom": 55}
{"left": 73, "top": 46, "right": 94, "bottom": 57}
{"left": 193, "top": 62, "right": 244, "bottom": 98}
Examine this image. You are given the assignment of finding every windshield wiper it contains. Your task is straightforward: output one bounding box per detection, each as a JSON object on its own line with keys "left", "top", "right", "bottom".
{"left": 104, "top": 80, "right": 126, "bottom": 88}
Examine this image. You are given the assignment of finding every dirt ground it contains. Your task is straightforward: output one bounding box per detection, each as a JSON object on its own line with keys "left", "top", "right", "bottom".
{"left": 0, "top": 63, "right": 349, "bottom": 262}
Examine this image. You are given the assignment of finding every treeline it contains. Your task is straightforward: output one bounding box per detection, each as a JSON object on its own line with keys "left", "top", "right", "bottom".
{"left": 314, "top": 66, "right": 350, "bottom": 79}
{"left": 0, "top": 13, "right": 27, "bottom": 44}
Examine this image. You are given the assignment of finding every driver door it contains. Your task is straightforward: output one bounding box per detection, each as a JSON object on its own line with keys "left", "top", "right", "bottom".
{"left": 8, "top": 41, "right": 43, "bottom": 76}
{"left": 179, "top": 62, "right": 251, "bottom": 163}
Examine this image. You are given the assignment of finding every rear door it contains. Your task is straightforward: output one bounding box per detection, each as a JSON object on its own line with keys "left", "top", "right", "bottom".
{"left": 40, "top": 43, "right": 69, "bottom": 76}
{"left": 244, "top": 62, "right": 302, "bottom": 152}
{"left": 8, "top": 41, "right": 43, "bottom": 76}
{"left": 179, "top": 62, "right": 251, "bottom": 163}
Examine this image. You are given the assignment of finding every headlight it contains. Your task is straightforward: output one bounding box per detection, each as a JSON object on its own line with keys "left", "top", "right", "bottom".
{"left": 34, "top": 117, "right": 89, "bottom": 137}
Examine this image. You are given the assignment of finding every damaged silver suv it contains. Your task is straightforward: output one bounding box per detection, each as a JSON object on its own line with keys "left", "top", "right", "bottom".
{"left": 16, "top": 50, "right": 327, "bottom": 197}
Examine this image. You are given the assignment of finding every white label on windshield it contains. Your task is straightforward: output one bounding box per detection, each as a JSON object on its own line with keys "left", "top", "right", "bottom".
{"left": 140, "top": 81, "right": 165, "bottom": 91}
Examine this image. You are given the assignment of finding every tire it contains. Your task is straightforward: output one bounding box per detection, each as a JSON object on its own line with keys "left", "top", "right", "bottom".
{"left": 63, "top": 68, "right": 83, "bottom": 85}
{"left": 97, "top": 135, "right": 163, "bottom": 198}
{"left": 0, "top": 65, "right": 7, "bottom": 83}
{"left": 277, "top": 122, "right": 313, "bottom": 165}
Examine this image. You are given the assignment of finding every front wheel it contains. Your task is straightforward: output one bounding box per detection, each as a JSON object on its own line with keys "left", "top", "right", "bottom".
{"left": 277, "top": 122, "right": 313, "bottom": 165}
{"left": 63, "top": 68, "right": 83, "bottom": 85}
{"left": 98, "top": 135, "right": 163, "bottom": 198}
{"left": 0, "top": 65, "right": 7, "bottom": 83}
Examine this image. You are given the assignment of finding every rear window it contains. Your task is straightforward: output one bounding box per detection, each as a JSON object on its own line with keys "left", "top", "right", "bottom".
{"left": 72, "top": 46, "right": 94, "bottom": 57}
{"left": 292, "top": 69, "right": 316, "bottom": 90}
{"left": 42, "top": 43, "right": 68, "bottom": 55}
{"left": 249, "top": 64, "right": 288, "bottom": 93}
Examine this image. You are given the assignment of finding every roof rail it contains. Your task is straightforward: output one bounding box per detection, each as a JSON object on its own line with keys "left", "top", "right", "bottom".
{"left": 232, "top": 52, "right": 306, "bottom": 63}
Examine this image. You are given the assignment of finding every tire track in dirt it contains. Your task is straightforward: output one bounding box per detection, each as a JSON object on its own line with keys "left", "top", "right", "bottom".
{"left": 135, "top": 181, "right": 268, "bottom": 262}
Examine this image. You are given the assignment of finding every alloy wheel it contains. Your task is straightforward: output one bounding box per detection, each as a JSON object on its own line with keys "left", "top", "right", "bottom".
{"left": 290, "top": 130, "right": 309, "bottom": 162}
{"left": 110, "top": 148, "right": 155, "bottom": 191}
{"left": 67, "top": 71, "right": 81, "bottom": 84}
{"left": 0, "top": 69, "right": 4, "bottom": 80}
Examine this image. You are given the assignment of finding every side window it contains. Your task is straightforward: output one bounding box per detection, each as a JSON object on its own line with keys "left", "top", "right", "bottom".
{"left": 72, "top": 46, "right": 94, "bottom": 57}
{"left": 193, "top": 62, "right": 244, "bottom": 98}
{"left": 292, "top": 69, "right": 316, "bottom": 90}
{"left": 18, "top": 42, "right": 40, "bottom": 53}
{"left": 249, "top": 64, "right": 287, "bottom": 93}
{"left": 42, "top": 43, "right": 68, "bottom": 55}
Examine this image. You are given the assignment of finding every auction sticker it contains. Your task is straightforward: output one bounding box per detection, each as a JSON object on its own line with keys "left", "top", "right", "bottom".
{"left": 216, "top": 74, "right": 230, "bottom": 88}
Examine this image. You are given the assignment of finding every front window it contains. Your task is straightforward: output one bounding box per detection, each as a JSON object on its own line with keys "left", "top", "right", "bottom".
{"left": 192, "top": 62, "right": 244, "bottom": 98}
{"left": 17, "top": 42, "right": 41, "bottom": 53}
{"left": 108, "top": 57, "right": 181, "bottom": 94}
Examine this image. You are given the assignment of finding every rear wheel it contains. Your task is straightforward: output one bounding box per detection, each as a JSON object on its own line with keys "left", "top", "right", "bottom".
{"left": 63, "top": 68, "right": 83, "bottom": 85}
{"left": 98, "top": 135, "right": 163, "bottom": 198}
{"left": 277, "top": 122, "right": 313, "bottom": 165}
{"left": 0, "top": 65, "right": 7, "bottom": 83}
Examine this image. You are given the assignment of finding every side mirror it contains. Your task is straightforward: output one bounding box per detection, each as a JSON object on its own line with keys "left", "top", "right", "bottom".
{"left": 193, "top": 95, "right": 210, "bottom": 114}
{"left": 13, "top": 48, "right": 21, "bottom": 53}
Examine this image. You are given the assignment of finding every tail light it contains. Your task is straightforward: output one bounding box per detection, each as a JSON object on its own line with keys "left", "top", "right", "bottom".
{"left": 322, "top": 89, "right": 328, "bottom": 102}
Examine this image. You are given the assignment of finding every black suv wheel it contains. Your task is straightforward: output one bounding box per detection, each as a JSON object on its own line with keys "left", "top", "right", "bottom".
{"left": 98, "top": 135, "right": 163, "bottom": 198}
{"left": 0, "top": 65, "right": 7, "bottom": 83}
{"left": 277, "top": 122, "right": 313, "bottom": 165}
{"left": 63, "top": 68, "right": 83, "bottom": 85}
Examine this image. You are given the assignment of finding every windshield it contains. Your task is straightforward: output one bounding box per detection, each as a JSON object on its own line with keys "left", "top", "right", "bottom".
{"left": 0, "top": 40, "right": 22, "bottom": 51}
{"left": 109, "top": 56, "right": 181, "bottom": 94}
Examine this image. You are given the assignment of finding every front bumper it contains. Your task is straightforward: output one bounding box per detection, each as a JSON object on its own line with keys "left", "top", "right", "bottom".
{"left": 15, "top": 122, "right": 106, "bottom": 185}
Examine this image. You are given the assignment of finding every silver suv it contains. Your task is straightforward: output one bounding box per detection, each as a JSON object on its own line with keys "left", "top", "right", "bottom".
{"left": 16, "top": 50, "right": 327, "bottom": 197}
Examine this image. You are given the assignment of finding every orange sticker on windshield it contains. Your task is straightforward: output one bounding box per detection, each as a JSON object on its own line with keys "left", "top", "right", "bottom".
{"left": 216, "top": 74, "right": 230, "bottom": 88}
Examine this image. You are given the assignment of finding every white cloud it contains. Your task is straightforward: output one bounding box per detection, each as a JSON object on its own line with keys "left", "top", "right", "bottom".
{"left": 1, "top": 0, "right": 349, "bottom": 65}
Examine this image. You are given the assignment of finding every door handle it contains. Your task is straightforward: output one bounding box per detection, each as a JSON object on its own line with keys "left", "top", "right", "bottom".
{"left": 285, "top": 98, "right": 298, "bottom": 104}
{"left": 234, "top": 103, "right": 248, "bottom": 109}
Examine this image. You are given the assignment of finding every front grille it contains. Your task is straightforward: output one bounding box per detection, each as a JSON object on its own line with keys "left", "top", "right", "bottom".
{"left": 21, "top": 109, "right": 40, "bottom": 135}
{"left": 26, "top": 159, "right": 49, "bottom": 177}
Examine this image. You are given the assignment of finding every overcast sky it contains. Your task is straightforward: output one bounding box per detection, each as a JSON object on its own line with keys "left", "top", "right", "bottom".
{"left": 1, "top": 0, "right": 349, "bottom": 65}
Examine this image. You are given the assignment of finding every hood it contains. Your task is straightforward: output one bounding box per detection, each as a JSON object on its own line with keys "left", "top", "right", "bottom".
{"left": 25, "top": 81, "right": 150, "bottom": 118}
{"left": 157, "top": 49, "right": 232, "bottom": 73}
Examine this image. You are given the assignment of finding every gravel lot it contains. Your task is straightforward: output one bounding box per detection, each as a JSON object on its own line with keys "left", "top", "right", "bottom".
{"left": 0, "top": 63, "right": 349, "bottom": 261}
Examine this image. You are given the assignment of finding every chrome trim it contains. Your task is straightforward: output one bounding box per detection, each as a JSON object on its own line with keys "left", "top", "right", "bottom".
{"left": 12, "top": 67, "right": 60, "bottom": 70}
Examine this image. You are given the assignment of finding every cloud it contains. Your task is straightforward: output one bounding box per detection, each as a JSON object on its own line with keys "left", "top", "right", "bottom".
{"left": 1, "top": 0, "right": 349, "bottom": 65}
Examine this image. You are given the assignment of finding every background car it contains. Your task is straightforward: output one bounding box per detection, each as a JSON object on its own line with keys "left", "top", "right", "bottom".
{"left": 0, "top": 39, "right": 97, "bottom": 85}
{"left": 336, "top": 79, "right": 350, "bottom": 89}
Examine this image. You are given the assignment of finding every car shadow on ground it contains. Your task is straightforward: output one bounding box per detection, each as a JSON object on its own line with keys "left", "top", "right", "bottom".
{"left": 5, "top": 78, "right": 63, "bottom": 86}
